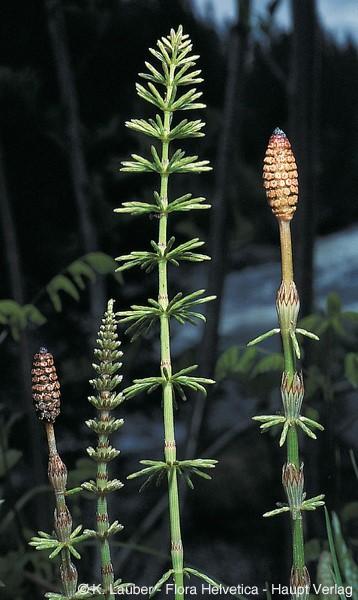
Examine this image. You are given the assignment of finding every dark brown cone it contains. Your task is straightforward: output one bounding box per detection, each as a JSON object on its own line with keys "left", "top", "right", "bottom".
{"left": 263, "top": 128, "right": 298, "bottom": 221}
{"left": 31, "top": 347, "right": 61, "bottom": 423}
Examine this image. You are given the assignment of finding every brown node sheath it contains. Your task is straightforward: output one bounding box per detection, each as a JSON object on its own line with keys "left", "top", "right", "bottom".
{"left": 276, "top": 280, "right": 300, "bottom": 331}
{"left": 31, "top": 347, "right": 61, "bottom": 423}
{"left": 276, "top": 280, "right": 299, "bottom": 309}
{"left": 171, "top": 540, "right": 183, "bottom": 552}
{"left": 54, "top": 505, "right": 73, "bottom": 541}
{"left": 60, "top": 562, "right": 78, "bottom": 597}
{"left": 282, "top": 463, "right": 305, "bottom": 518}
{"left": 263, "top": 128, "right": 298, "bottom": 222}
{"left": 281, "top": 371, "right": 304, "bottom": 396}
{"left": 290, "top": 565, "right": 311, "bottom": 596}
{"left": 282, "top": 462, "right": 304, "bottom": 489}
{"left": 97, "top": 514, "right": 109, "bottom": 523}
{"left": 101, "top": 564, "right": 114, "bottom": 575}
{"left": 48, "top": 453, "right": 67, "bottom": 492}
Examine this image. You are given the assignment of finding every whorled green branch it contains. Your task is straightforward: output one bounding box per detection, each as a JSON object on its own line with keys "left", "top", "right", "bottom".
{"left": 116, "top": 26, "right": 218, "bottom": 600}
{"left": 82, "top": 299, "right": 130, "bottom": 599}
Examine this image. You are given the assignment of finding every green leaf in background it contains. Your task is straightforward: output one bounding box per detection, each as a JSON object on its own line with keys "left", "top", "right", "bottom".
{"left": 298, "top": 294, "right": 358, "bottom": 347}
{"left": 84, "top": 251, "right": 118, "bottom": 277}
{"left": 304, "top": 538, "right": 321, "bottom": 562}
{"left": 215, "top": 346, "right": 256, "bottom": 380}
{"left": 0, "top": 550, "right": 34, "bottom": 595}
{"left": 341, "top": 501, "right": 358, "bottom": 523}
{"left": 0, "top": 449, "right": 22, "bottom": 477}
{"left": 344, "top": 353, "right": 358, "bottom": 388}
{"left": 215, "top": 346, "right": 284, "bottom": 381}
{"left": 46, "top": 274, "right": 80, "bottom": 312}
{"left": 324, "top": 508, "right": 345, "bottom": 599}
{"left": 0, "top": 252, "right": 123, "bottom": 340}
{"left": 67, "top": 259, "right": 96, "bottom": 290}
{"left": 251, "top": 352, "right": 283, "bottom": 376}
{"left": 298, "top": 312, "right": 324, "bottom": 335}
{"left": 0, "top": 300, "right": 26, "bottom": 340}
{"left": 67, "top": 458, "right": 97, "bottom": 488}
{"left": 327, "top": 292, "right": 342, "bottom": 317}
{"left": 304, "top": 365, "right": 326, "bottom": 399}
{"left": 0, "top": 301, "right": 47, "bottom": 339}
{"left": 22, "top": 304, "right": 47, "bottom": 326}
{"left": 46, "top": 252, "right": 121, "bottom": 312}
{"left": 332, "top": 512, "right": 358, "bottom": 599}
{"left": 216, "top": 346, "right": 244, "bottom": 377}
{"left": 317, "top": 550, "right": 338, "bottom": 600}
{"left": 0, "top": 300, "right": 23, "bottom": 325}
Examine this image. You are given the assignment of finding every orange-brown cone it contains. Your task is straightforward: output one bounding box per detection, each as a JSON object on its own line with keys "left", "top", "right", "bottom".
{"left": 31, "top": 347, "right": 61, "bottom": 423}
{"left": 263, "top": 128, "right": 298, "bottom": 221}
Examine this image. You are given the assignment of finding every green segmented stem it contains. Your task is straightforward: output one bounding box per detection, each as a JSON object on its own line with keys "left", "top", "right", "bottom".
{"left": 282, "top": 334, "right": 299, "bottom": 468}
{"left": 279, "top": 223, "right": 305, "bottom": 573}
{"left": 257, "top": 132, "right": 323, "bottom": 588}
{"left": 158, "top": 61, "right": 185, "bottom": 599}
{"left": 87, "top": 301, "right": 124, "bottom": 598}
{"left": 119, "top": 27, "right": 214, "bottom": 598}
{"left": 96, "top": 424, "right": 114, "bottom": 599}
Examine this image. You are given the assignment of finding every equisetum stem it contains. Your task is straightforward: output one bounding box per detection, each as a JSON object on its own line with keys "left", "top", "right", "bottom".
{"left": 278, "top": 221, "right": 305, "bottom": 573}
{"left": 96, "top": 416, "right": 114, "bottom": 599}
{"left": 158, "top": 60, "right": 184, "bottom": 600}
{"left": 86, "top": 301, "right": 123, "bottom": 597}
{"left": 279, "top": 220, "right": 294, "bottom": 282}
{"left": 260, "top": 128, "right": 320, "bottom": 591}
{"left": 292, "top": 519, "right": 305, "bottom": 570}
{"left": 119, "top": 28, "right": 215, "bottom": 595}
{"left": 45, "top": 423, "right": 76, "bottom": 598}
{"left": 282, "top": 332, "right": 299, "bottom": 467}
{"left": 45, "top": 421, "right": 57, "bottom": 456}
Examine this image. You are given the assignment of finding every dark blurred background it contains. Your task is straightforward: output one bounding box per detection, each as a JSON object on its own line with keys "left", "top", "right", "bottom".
{"left": 0, "top": 0, "right": 358, "bottom": 598}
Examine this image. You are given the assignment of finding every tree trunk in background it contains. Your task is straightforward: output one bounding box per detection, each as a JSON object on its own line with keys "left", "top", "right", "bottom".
{"left": 289, "top": 0, "right": 320, "bottom": 317}
{"left": 0, "top": 136, "right": 46, "bottom": 529}
{"left": 290, "top": 0, "right": 323, "bottom": 541}
{"left": 185, "top": 0, "right": 251, "bottom": 460}
{"left": 44, "top": 0, "right": 105, "bottom": 324}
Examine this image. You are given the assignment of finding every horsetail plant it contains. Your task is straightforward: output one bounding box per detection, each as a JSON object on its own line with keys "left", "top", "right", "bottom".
{"left": 116, "top": 26, "right": 218, "bottom": 599}
{"left": 82, "top": 299, "right": 128, "bottom": 598}
{"left": 30, "top": 348, "right": 93, "bottom": 599}
{"left": 29, "top": 303, "right": 129, "bottom": 599}
{"left": 248, "top": 129, "right": 325, "bottom": 597}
